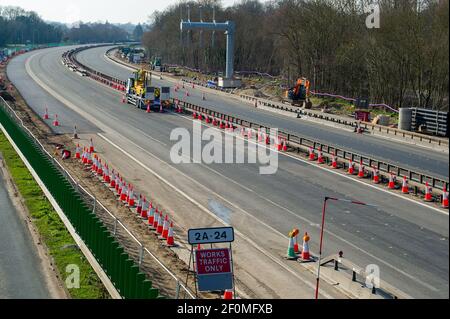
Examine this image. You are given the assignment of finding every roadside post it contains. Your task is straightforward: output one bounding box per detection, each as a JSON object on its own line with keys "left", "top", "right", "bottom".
{"left": 185, "top": 227, "right": 235, "bottom": 299}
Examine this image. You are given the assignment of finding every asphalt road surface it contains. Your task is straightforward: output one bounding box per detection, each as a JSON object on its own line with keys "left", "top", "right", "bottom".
{"left": 7, "top": 46, "right": 449, "bottom": 298}
{"left": 0, "top": 175, "right": 50, "bottom": 298}
{"left": 76, "top": 46, "right": 449, "bottom": 179}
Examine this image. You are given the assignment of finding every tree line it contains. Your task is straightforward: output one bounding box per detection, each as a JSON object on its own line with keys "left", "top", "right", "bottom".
{"left": 143, "top": 0, "right": 449, "bottom": 110}
{"left": 0, "top": 6, "right": 137, "bottom": 47}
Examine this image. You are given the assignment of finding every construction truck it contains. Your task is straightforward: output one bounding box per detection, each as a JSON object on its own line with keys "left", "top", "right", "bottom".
{"left": 125, "top": 69, "right": 172, "bottom": 110}
{"left": 285, "top": 78, "right": 310, "bottom": 106}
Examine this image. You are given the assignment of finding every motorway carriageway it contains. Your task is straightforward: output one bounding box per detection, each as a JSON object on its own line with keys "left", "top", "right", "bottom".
{"left": 77, "top": 46, "right": 449, "bottom": 180}
{"left": 7, "top": 46, "right": 449, "bottom": 298}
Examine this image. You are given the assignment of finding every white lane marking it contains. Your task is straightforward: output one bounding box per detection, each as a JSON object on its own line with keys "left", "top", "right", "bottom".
{"left": 97, "top": 133, "right": 334, "bottom": 299}
{"left": 26, "top": 51, "right": 441, "bottom": 293}
{"left": 176, "top": 113, "right": 449, "bottom": 216}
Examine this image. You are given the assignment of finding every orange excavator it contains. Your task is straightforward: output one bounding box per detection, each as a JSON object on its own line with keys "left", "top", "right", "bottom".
{"left": 285, "top": 77, "right": 310, "bottom": 106}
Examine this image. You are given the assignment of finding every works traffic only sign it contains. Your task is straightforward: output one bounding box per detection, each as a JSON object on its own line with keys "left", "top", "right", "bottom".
{"left": 188, "top": 227, "right": 234, "bottom": 245}
{"left": 195, "top": 248, "right": 233, "bottom": 291}
{"left": 196, "top": 248, "right": 231, "bottom": 275}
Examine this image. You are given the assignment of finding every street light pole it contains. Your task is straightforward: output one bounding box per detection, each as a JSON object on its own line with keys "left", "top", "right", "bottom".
{"left": 315, "top": 196, "right": 332, "bottom": 300}
{"left": 314, "top": 196, "right": 376, "bottom": 299}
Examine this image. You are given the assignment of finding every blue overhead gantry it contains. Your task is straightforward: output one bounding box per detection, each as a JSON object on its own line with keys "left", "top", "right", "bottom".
{"left": 180, "top": 17, "right": 241, "bottom": 88}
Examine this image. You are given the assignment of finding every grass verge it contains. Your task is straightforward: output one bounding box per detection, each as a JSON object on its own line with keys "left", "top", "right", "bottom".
{"left": 0, "top": 132, "right": 109, "bottom": 299}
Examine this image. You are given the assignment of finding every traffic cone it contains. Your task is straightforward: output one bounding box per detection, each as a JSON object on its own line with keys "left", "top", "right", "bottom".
{"left": 223, "top": 290, "right": 233, "bottom": 300}
{"left": 166, "top": 222, "right": 175, "bottom": 247}
{"left": 358, "top": 161, "right": 365, "bottom": 178}
{"left": 146, "top": 102, "right": 151, "bottom": 113}
{"left": 89, "top": 138, "right": 94, "bottom": 153}
{"left": 331, "top": 154, "right": 338, "bottom": 169}
{"left": 53, "top": 114, "right": 59, "bottom": 127}
{"left": 206, "top": 115, "right": 211, "bottom": 124}
{"left": 43, "top": 107, "right": 49, "bottom": 120}
{"left": 388, "top": 174, "right": 396, "bottom": 189}
{"left": 308, "top": 147, "right": 315, "bottom": 161}
{"left": 442, "top": 185, "right": 449, "bottom": 209}
{"left": 265, "top": 134, "right": 270, "bottom": 145}
{"left": 401, "top": 176, "right": 409, "bottom": 194}
{"left": 286, "top": 232, "right": 297, "bottom": 260}
{"left": 75, "top": 144, "right": 81, "bottom": 159}
{"left": 159, "top": 104, "right": 163, "bottom": 113}
{"left": 424, "top": 182, "right": 433, "bottom": 202}
{"left": 317, "top": 149, "right": 324, "bottom": 164}
{"left": 372, "top": 167, "right": 380, "bottom": 184}
{"left": 276, "top": 137, "right": 282, "bottom": 151}
{"left": 192, "top": 112, "right": 197, "bottom": 119}
{"left": 292, "top": 229, "right": 300, "bottom": 254}
{"left": 156, "top": 212, "right": 164, "bottom": 235}
{"left": 153, "top": 208, "right": 160, "bottom": 229}
{"left": 220, "top": 121, "right": 225, "bottom": 129}
{"left": 148, "top": 205, "right": 155, "bottom": 228}
{"left": 136, "top": 195, "right": 142, "bottom": 215}
{"left": 140, "top": 198, "right": 148, "bottom": 218}
{"left": 282, "top": 139, "right": 288, "bottom": 152}
{"left": 128, "top": 187, "right": 135, "bottom": 207}
{"left": 162, "top": 215, "right": 169, "bottom": 239}
{"left": 301, "top": 232, "right": 311, "bottom": 261}
{"left": 348, "top": 160, "right": 354, "bottom": 175}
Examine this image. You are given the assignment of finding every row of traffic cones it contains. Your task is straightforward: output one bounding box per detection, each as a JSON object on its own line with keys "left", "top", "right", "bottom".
{"left": 287, "top": 229, "right": 311, "bottom": 262}
{"left": 305, "top": 147, "right": 448, "bottom": 208}
{"left": 75, "top": 138, "right": 177, "bottom": 246}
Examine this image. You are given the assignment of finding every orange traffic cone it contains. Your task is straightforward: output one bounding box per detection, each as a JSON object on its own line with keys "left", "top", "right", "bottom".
{"left": 141, "top": 197, "right": 147, "bottom": 218}
{"left": 358, "top": 161, "right": 365, "bottom": 178}
{"left": 331, "top": 153, "right": 338, "bottom": 169}
{"left": 372, "top": 167, "right": 380, "bottom": 184}
{"left": 166, "top": 222, "right": 175, "bottom": 247}
{"left": 89, "top": 138, "right": 94, "bottom": 153}
{"left": 282, "top": 139, "right": 288, "bottom": 152}
{"left": 317, "top": 149, "right": 324, "bottom": 164}
{"left": 43, "top": 107, "right": 49, "bottom": 120}
{"left": 75, "top": 144, "right": 81, "bottom": 159}
{"left": 442, "top": 185, "right": 449, "bottom": 209}
{"left": 388, "top": 173, "right": 396, "bottom": 189}
{"left": 53, "top": 114, "right": 59, "bottom": 127}
{"left": 148, "top": 205, "right": 155, "bottom": 228}
{"left": 301, "top": 232, "right": 311, "bottom": 261}
{"left": 156, "top": 211, "right": 164, "bottom": 234}
{"left": 401, "top": 176, "right": 409, "bottom": 194}
{"left": 223, "top": 290, "right": 234, "bottom": 300}
{"left": 348, "top": 160, "right": 354, "bottom": 175}
{"left": 153, "top": 208, "right": 160, "bottom": 229}
{"left": 308, "top": 147, "right": 315, "bottom": 161}
{"left": 424, "top": 182, "right": 433, "bottom": 202}
{"left": 292, "top": 229, "right": 300, "bottom": 254}
{"left": 146, "top": 102, "right": 151, "bottom": 113}
{"left": 161, "top": 215, "right": 169, "bottom": 239}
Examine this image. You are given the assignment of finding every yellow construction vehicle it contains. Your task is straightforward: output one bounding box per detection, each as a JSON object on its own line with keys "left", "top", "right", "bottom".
{"left": 126, "top": 69, "right": 163, "bottom": 109}
{"left": 285, "top": 77, "right": 310, "bottom": 106}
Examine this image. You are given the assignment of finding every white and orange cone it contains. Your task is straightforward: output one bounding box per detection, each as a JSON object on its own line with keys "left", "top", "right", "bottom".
{"left": 424, "top": 182, "right": 433, "bottom": 202}
{"left": 401, "top": 176, "right": 409, "bottom": 194}
{"left": 166, "top": 222, "right": 175, "bottom": 247}
{"left": 388, "top": 173, "right": 396, "bottom": 189}
{"left": 53, "top": 114, "right": 59, "bottom": 127}
{"left": 301, "top": 232, "right": 311, "bottom": 261}
{"left": 161, "top": 215, "right": 169, "bottom": 239}
{"left": 317, "top": 149, "right": 324, "bottom": 164}
{"left": 348, "top": 160, "right": 354, "bottom": 175}
{"left": 331, "top": 154, "right": 338, "bottom": 169}
{"left": 372, "top": 167, "right": 380, "bottom": 184}
{"left": 442, "top": 185, "right": 449, "bottom": 209}
{"left": 358, "top": 161, "right": 365, "bottom": 178}
{"left": 43, "top": 107, "right": 49, "bottom": 120}
{"left": 308, "top": 147, "right": 315, "bottom": 161}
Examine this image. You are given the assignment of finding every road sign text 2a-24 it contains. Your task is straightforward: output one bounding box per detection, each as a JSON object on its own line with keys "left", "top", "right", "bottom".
{"left": 188, "top": 227, "right": 234, "bottom": 245}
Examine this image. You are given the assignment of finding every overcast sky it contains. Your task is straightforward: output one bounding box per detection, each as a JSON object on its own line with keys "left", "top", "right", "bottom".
{"left": 0, "top": 0, "right": 247, "bottom": 24}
